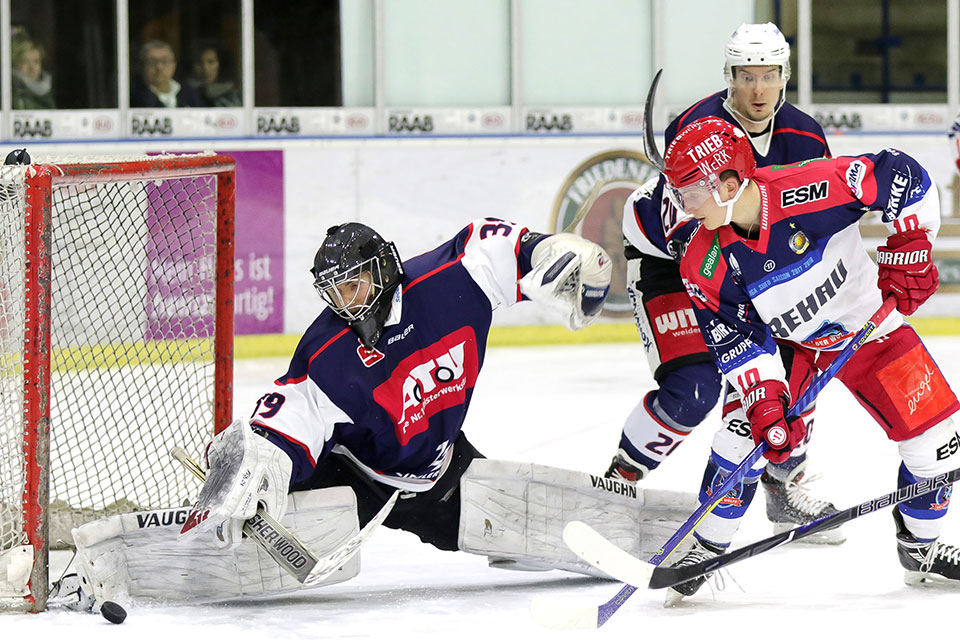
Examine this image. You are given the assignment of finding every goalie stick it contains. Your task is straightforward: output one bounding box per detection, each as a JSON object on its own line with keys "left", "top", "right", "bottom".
{"left": 532, "top": 294, "right": 897, "bottom": 629}
{"left": 171, "top": 446, "right": 399, "bottom": 585}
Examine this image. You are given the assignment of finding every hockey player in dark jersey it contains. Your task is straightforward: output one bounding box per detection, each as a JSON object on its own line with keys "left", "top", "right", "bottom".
{"left": 175, "top": 218, "right": 666, "bottom": 563}
{"left": 657, "top": 115, "right": 960, "bottom": 600}
{"left": 66, "top": 220, "right": 707, "bottom": 603}
{"left": 610, "top": 23, "right": 842, "bottom": 544}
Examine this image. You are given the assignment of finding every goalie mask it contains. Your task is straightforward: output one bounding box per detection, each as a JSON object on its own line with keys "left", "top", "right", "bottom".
{"left": 723, "top": 22, "right": 791, "bottom": 126}
{"left": 311, "top": 223, "right": 404, "bottom": 348}
{"left": 663, "top": 117, "right": 756, "bottom": 226}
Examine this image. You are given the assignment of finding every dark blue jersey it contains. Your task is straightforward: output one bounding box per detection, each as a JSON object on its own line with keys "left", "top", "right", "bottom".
{"left": 623, "top": 90, "right": 830, "bottom": 261}
{"left": 251, "top": 219, "right": 541, "bottom": 492}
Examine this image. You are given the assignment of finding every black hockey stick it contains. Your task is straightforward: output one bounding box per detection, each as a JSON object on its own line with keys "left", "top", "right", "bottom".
{"left": 649, "top": 466, "right": 960, "bottom": 588}
{"left": 534, "top": 303, "right": 897, "bottom": 628}
{"left": 581, "top": 465, "right": 960, "bottom": 592}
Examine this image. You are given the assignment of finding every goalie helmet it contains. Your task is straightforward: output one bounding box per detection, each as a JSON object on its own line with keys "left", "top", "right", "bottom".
{"left": 723, "top": 22, "right": 791, "bottom": 85}
{"left": 311, "top": 222, "right": 404, "bottom": 348}
{"left": 662, "top": 117, "right": 755, "bottom": 222}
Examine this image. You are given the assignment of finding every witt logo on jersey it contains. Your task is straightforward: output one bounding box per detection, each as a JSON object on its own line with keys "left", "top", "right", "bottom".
{"left": 372, "top": 326, "right": 479, "bottom": 445}
{"left": 647, "top": 292, "right": 708, "bottom": 362}
{"left": 654, "top": 308, "right": 699, "bottom": 335}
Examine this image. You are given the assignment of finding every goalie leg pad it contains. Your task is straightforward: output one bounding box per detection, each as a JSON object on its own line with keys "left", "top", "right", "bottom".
{"left": 0, "top": 545, "right": 32, "bottom": 597}
{"left": 457, "top": 459, "right": 698, "bottom": 577}
{"left": 72, "top": 487, "right": 360, "bottom": 605}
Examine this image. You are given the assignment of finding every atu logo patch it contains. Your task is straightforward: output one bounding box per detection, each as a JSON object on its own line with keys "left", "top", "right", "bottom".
{"left": 372, "top": 326, "right": 479, "bottom": 445}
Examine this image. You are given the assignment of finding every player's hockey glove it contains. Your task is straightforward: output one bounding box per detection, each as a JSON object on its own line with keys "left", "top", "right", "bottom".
{"left": 742, "top": 380, "right": 806, "bottom": 464}
{"left": 179, "top": 418, "right": 292, "bottom": 548}
{"left": 876, "top": 229, "right": 939, "bottom": 315}
{"left": 519, "top": 233, "right": 612, "bottom": 330}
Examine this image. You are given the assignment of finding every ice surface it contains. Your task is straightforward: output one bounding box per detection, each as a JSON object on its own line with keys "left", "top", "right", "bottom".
{"left": 7, "top": 337, "right": 960, "bottom": 638}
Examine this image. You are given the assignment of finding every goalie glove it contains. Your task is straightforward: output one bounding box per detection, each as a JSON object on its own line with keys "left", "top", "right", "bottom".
{"left": 179, "top": 418, "right": 293, "bottom": 548}
{"left": 519, "top": 233, "right": 611, "bottom": 330}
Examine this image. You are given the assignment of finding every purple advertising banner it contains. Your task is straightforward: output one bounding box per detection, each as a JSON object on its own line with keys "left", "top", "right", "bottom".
{"left": 144, "top": 150, "right": 284, "bottom": 339}
{"left": 228, "top": 150, "right": 285, "bottom": 335}
{"left": 145, "top": 177, "right": 218, "bottom": 341}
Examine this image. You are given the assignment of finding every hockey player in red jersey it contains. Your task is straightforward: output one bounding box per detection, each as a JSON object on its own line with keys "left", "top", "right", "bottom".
{"left": 658, "top": 115, "right": 960, "bottom": 601}
{"left": 611, "top": 23, "right": 842, "bottom": 543}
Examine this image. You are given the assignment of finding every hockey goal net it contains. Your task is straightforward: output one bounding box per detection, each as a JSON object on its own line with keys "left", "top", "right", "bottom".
{"left": 0, "top": 152, "right": 235, "bottom": 611}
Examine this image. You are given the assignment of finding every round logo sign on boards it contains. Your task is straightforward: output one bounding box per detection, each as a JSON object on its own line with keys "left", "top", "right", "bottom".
{"left": 549, "top": 149, "right": 658, "bottom": 317}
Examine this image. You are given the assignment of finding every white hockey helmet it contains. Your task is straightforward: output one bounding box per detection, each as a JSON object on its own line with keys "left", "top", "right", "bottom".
{"left": 723, "top": 22, "right": 791, "bottom": 85}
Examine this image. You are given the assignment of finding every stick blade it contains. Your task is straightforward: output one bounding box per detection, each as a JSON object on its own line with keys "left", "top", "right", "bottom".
{"left": 562, "top": 521, "right": 656, "bottom": 587}
{"left": 642, "top": 68, "right": 666, "bottom": 171}
{"left": 530, "top": 596, "right": 599, "bottom": 630}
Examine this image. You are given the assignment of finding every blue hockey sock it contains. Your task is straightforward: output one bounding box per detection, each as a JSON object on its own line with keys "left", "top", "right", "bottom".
{"left": 897, "top": 462, "right": 952, "bottom": 542}
{"left": 688, "top": 451, "right": 763, "bottom": 547}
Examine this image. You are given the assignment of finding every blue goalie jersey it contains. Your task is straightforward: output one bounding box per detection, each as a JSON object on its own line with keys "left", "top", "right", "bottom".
{"left": 249, "top": 218, "right": 544, "bottom": 492}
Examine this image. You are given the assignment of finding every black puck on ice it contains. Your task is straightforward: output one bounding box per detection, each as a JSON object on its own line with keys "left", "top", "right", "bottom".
{"left": 100, "top": 600, "right": 127, "bottom": 624}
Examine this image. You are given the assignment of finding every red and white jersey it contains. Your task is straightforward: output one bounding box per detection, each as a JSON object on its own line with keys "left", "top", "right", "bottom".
{"left": 679, "top": 150, "right": 940, "bottom": 393}
{"left": 623, "top": 94, "right": 830, "bottom": 262}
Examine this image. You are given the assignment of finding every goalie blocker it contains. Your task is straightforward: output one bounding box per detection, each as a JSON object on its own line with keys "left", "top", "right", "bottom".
{"left": 71, "top": 459, "right": 696, "bottom": 604}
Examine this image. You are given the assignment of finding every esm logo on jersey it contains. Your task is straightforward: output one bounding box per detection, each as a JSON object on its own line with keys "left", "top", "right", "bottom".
{"left": 550, "top": 149, "right": 658, "bottom": 317}
{"left": 372, "top": 326, "right": 479, "bottom": 446}
{"left": 781, "top": 180, "right": 828, "bottom": 208}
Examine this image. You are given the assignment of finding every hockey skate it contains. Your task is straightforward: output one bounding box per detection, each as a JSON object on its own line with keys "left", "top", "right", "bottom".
{"left": 603, "top": 449, "right": 649, "bottom": 484}
{"left": 894, "top": 508, "right": 960, "bottom": 587}
{"left": 761, "top": 462, "right": 846, "bottom": 545}
{"left": 663, "top": 536, "right": 725, "bottom": 606}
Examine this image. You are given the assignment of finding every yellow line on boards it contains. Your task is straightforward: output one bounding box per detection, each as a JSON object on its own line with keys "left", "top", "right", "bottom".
{"left": 232, "top": 317, "right": 960, "bottom": 360}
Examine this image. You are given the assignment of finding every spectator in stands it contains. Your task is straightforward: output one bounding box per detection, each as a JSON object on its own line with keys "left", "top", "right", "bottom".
{"left": 187, "top": 42, "right": 241, "bottom": 107}
{"left": 12, "top": 37, "right": 55, "bottom": 110}
{"left": 131, "top": 40, "right": 203, "bottom": 108}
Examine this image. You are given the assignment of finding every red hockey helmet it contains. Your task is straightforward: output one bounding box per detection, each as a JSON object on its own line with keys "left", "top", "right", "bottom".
{"left": 662, "top": 117, "right": 756, "bottom": 213}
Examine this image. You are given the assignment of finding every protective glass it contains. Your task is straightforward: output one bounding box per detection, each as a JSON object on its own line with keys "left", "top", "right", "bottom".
{"left": 313, "top": 257, "right": 382, "bottom": 321}
{"left": 731, "top": 69, "right": 782, "bottom": 89}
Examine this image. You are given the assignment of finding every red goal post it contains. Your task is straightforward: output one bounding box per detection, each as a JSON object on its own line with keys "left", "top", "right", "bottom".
{"left": 0, "top": 152, "right": 235, "bottom": 612}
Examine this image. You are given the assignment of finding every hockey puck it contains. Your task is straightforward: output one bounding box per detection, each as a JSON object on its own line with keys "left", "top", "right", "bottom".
{"left": 100, "top": 600, "right": 127, "bottom": 624}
